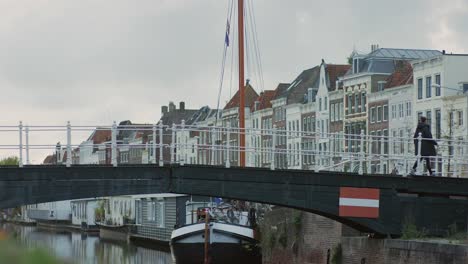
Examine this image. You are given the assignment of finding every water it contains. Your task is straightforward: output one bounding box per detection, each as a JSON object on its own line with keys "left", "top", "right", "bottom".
{"left": 1, "top": 223, "right": 173, "bottom": 264}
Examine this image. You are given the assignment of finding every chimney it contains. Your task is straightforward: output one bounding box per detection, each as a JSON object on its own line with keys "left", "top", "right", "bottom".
{"left": 169, "top": 101, "right": 176, "bottom": 112}
{"left": 161, "top": 106, "right": 168, "bottom": 115}
{"left": 371, "top": 44, "right": 379, "bottom": 52}
{"left": 179, "top": 101, "right": 185, "bottom": 111}
{"left": 442, "top": 50, "right": 446, "bottom": 55}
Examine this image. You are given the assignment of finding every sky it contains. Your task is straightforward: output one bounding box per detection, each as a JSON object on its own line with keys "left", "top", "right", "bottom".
{"left": 0, "top": 0, "right": 467, "bottom": 162}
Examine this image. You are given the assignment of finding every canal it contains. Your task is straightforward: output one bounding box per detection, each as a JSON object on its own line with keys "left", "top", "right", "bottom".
{"left": 1, "top": 223, "right": 173, "bottom": 264}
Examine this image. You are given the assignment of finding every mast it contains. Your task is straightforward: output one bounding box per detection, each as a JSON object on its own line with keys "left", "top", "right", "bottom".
{"left": 238, "top": 0, "right": 246, "bottom": 167}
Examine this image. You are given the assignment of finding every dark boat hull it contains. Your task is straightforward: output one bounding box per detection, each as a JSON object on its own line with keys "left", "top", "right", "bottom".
{"left": 171, "top": 242, "right": 261, "bottom": 264}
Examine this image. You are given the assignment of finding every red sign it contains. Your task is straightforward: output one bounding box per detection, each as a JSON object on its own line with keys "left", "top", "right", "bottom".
{"left": 339, "top": 187, "right": 380, "bottom": 218}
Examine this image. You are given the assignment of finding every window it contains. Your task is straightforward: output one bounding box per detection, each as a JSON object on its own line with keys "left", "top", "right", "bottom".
{"left": 348, "top": 94, "right": 353, "bottom": 114}
{"left": 319, "top": 98, "right": 322, "bottom": 111}
{"left": 417, "top": 78, "right": 423, "bottom": 99}
{"left": 383, "top": 105, "right": 388, "bottom": 121}
{"left": 399, "top": 129, "right": 404, "bottom": 154}
{"left": 435, "top": 109, "right": 441, "bottom": 139}
{"left": 156, "top": 200, "right": 165, "bottom": 228}
{"left": 325, "top": 97, "right": 328, "bottom": 110}
{"left": 355, "top": 94, "right": 360, "bottom": 112}
{"left": 458, "top": 111, "right": 463, "bottom": 126}
{"left": 399, "top": 103, "right": 404, "bottom": 118}
{"left": 378, "top": 81, "right": 386, "bottom": 91}
{"left": 147, "top": 199, "right": 156, "bottom": 221}
{"left": 435, "top": 74, "right": 441, "bottom": 96}
{"left": 340, "top": 102, "right": 344, "bottom": 120}
{"left": 391, "top": 105, "right": 396, "bottom": 119}
{"left": 406, "top": 102, "right": 412, "bottom": 116}
{"left": 361, "top": 93, "right": 366, "bottom": 112}
{"left": 426, "top": 110, "right": 432, "bottom": 126}
{"left": 135, "top": 200, "right": 142, "bottom": 225}
{"left": 377, "top": 106, "right": 382, "bottom": 122}
{"left": 331, "top": 104, "right": 336, "bottom": 121}
{"left": 370, "top": 107, "right": 376, "bottom": 123}
{"left": 464, "top": 83, "right": 468, "bottom": 93}
{"left": 417, "top": 112, "right": 423, "bottom": 123}
{"left": 426, "top": 76, "right": 432, "bottom": 98}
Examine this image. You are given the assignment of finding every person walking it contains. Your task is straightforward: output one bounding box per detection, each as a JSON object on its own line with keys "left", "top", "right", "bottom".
{"left": 410, "top": 116, "right": 437, "bottom": 176}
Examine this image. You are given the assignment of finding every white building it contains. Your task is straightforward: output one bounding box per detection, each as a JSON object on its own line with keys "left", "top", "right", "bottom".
{"left": 412, "top": 53, "right": 468, "bottom": 176}
{"left": 71, "top": 199, "right": 100, "bottom": 227}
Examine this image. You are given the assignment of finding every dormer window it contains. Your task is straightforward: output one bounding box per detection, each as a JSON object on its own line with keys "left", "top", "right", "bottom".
{"left": 462, "top": 83, "right": 468, "bottom": 93}
{"left": 353, "top": 58, "right": 360, "bottom": 74}
{"left": 378, "top": 81, "right": 386, "bottom": 92}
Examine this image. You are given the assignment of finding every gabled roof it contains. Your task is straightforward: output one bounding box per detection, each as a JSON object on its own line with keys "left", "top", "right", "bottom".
{"left": 251, "top": 90, "right": 276, "bottom": 112}
{"left": 186, "top": 106, "right": 221, "bottom": 125}
{"left": 159, "top": 108, "right": 198, "bottom": 126}
{"left": 369, "top": 48, "right": 441, "bottom": 60}
{"left": 278, "top": 66, "right": 321, "bottom": 104}
{"left": 325, "top": 64, "right": 351, "bottom": 91}
{"left": 224, "top": 84, "right": 259, "bottom": 110}
{"left": 385, "top": 61, "right": 413, "bottom": 89}
{"left": 273, "top": 83, "right": 290, "bottom": 100}
{"left": 87, "top": 129, "right": 111, "bottom": 144}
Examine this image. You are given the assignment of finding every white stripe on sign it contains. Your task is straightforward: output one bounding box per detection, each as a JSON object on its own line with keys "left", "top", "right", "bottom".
{"left": 339, "top": 198, "right": 379, "bottom": 208}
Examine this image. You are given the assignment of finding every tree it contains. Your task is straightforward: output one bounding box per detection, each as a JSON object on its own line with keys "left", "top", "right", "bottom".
{"left": 0, "top": 157, "right": 19, "bottom": 166}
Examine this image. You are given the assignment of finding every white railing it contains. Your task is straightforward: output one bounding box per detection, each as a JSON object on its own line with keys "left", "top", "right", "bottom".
{"left": 0, "top": 121, "right": 467, "bottom": 178}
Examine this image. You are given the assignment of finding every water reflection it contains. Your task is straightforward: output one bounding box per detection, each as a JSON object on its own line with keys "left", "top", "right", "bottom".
{"left": 2, "top": 224, "right": 173, "bottom": 264}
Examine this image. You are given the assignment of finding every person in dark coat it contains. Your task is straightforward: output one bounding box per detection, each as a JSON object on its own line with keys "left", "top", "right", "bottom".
{"left": 410, "top": 116, "right": 437, "bottom": 176}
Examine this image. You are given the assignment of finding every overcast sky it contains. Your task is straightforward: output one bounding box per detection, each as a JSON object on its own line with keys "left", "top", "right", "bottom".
{"left": 0, "top": 0, "right": 467, "bottom": 161}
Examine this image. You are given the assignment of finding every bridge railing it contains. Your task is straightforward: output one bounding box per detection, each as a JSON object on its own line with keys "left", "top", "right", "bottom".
{"left": 0, "top": 122, "right": 467, "bottom": 177}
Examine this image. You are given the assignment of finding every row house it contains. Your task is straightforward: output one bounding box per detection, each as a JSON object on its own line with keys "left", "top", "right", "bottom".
{"left": 278, "top": 66, "right": 321, "bottom": 170}
{"left": 271, "top": 83, "right": 289, "bottom": 169}
{"left": 314, "top": 61, "right": 350, "bottom": 171}
{"left": 248, "top": 90, "right": 275, "bottom": 168}
{"left": 412, "top": 53, "right": 468, "bottom": 176}
{"left": 386, "top": 61, "right": 414, "bottom": 175}
{"left": 342, "top": 46, "right": 441, "bottom": 172}
{"left": 221, "top": 82, "right": 259, "bottom": 167}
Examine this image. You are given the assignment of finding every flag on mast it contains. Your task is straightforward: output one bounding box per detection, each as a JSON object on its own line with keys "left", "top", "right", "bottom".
{"left": 225, "top": 20, "right": 230, "bottom": 46}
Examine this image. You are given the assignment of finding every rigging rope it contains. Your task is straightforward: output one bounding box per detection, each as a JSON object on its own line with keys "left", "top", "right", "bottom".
{"left": 215, "top": 0, "right": 235, "bottom": 126}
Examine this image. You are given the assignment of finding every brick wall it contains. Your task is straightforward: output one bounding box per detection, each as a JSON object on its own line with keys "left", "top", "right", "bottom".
{"left": 342, "top": 237, "right": 468, "bottom": 264}
{"left": 262, "top": 208, "right": 344, "bottom": 264}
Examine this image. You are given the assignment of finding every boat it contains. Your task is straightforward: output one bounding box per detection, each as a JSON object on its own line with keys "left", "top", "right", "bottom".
{"left": 170, "top": 203, "right": 261, "bottom": 264}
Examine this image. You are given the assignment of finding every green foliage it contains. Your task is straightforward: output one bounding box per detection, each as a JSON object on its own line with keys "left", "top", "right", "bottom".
{"left": 94, "top": 201, "right": 106, "bottom": 222}
{"left": 401, "top": 222, "right": 427, "bottom": 239}
{"left": 292, "top": 210, "right": 302, "bottom": 235}
{"left": 278, "top": 224, "right": 288, "bottom": 248}
{"left": 269, "top": 232, "right": 276, "bottom": 249}
{"left": 446, "top": 223, "right": 466, "bottom": 241}
{"left": 331, "top": 243, "right": 342, "bottom": 264}
{"left": 0, "top": 240, "right": 63, "bottom": 264}
{"left": 347, "top": 56, "right": 353, "bottom": 65}
{"left": 0, "top": 156, "right": 19, "bottom": 166}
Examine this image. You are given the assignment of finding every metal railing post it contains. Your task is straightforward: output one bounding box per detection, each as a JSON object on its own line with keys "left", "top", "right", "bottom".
{"left": 111, "top": 121, "right": 117, "bottom": 167}
{"left": 454, "top": 140, "right": 459, "bottom": 178}
{"left": 19, "top": 121, "right": 23, "bottom": 168}
{"left": 25, "top": 125, "right": 30, "bottom": 165}
{"left": 416, "top": 132, "right": 422, "bottom": 175}
{"left": 152, "top": 123, "right": 157, "bottom": 164}
{"left": 210, "top": 127, "right": 215, "bottom": 166}
{"left": 359, "top": 130, "right": 364, "bottom": 175}
{"left": 367, "top": 135, "right": 372, "bottom": 174}
{"left": 314, "top": 134, "right": 319, "bottom": 172}
{"left": 66, "top": 121, "right": 72, "bottom": 167}
{"left": 329, "top": 133, "right": 334, "bottom": 169}
{"left": 159, "top": 122, "right": 164, "bottom": 166}
{"left": 271, "top": 125, "right": 276, "bottom": 170}
{"left": 402, "top": 132, "right": 408, "bottom": 176}
{"left": 171, "top": 123, "right": 176, "bottom": 164}
{"left": 380, "top": 136, "right": 385, "bottom": 174}
{"left": 226, "top": 124, "right": 230, "bottom": 168}
{"left": 180, "top": 120, "right": 185, "bottom": 166}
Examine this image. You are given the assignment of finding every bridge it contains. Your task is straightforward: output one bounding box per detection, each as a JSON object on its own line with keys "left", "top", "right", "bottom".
{"left": 1, "top": 122, "right": 468, "bottom": 237}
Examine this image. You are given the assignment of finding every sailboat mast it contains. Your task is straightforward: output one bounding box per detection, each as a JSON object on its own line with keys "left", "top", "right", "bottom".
{"left": 238, "top": 0, "right": 246, "bottom": 167}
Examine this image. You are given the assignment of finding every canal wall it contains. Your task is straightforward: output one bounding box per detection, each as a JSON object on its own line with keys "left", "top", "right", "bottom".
{"left": 261, "top": 208, "right": 468, "bottom": 264}
{"left": 261, "top": 207, "right": 346, "bottom": 264}
{"left": 342, "top": 237, "right": 468, "bottom": 264}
